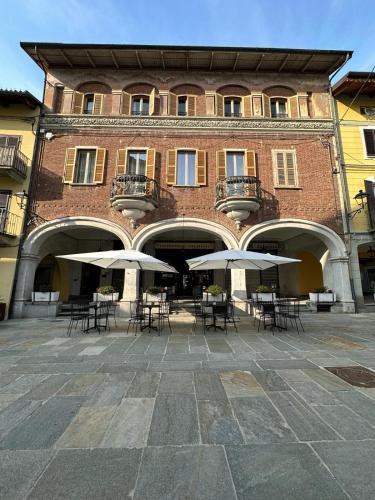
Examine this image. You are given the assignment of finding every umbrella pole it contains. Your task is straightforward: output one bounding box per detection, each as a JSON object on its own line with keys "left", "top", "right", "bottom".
{"left": 224, "top": 261, "right": 229, "bottom": 298}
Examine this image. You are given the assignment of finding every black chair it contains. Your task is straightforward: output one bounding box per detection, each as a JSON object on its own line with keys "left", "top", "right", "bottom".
{"left": 254, "top": 301, "right": 276, "bottom": 332}
{"left": 127, "top": 300, "right": 146, "bottom": 335}
{"left": 156, "top": 301, "right": 172, "bottom": 334}
{"left": 66, "top": 303, "right": 91, "bottom": 336}
{"left": 95, "top": 301, "right": 111, "bottom": 333}
{"left": 192, "top": 298, "right": 208, "bottom": 332}
{"left": 107, "top": 300, "right": 118, "bottom": 328}
{"left": 277, "top": 300, "right": 304, "bottom": 334}
{"left": 220, "top": 299, "right": 239, "bottom": 333}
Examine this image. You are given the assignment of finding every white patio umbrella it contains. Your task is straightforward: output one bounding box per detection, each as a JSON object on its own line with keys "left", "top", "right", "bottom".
{"left": 186, "top": 249, "right": 300, "bottom": 271}
{"left": 57, "top": 249, "right": 178, "bottom": 273}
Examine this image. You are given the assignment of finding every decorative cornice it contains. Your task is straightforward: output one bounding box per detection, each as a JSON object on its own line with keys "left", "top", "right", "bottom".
{"left": 41, "top": 114, "right": 334, "bottom": 133}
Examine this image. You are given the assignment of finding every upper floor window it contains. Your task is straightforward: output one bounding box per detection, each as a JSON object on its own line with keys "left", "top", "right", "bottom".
{"left": 0, "top": 135, "right": 20, "bottom": 148}
{"left": 177, "top": 151, "right": 196, "bottom": 186}
{"left": 226, "top": 152, "right": 245, "bottom": 176}
{"left": 273, "top": 150, "right": 298, "bottom": 187}
{"left": 225, "top": 97, "right": 242, "bottom": 117}
{"left": 178, "top": 96, "right": 187, "bottom": 116}
{"left": 74, "top": 149, "right": 96, "bottom": 184}
{"left": 132, "top": 96, "right": 149, "bottom": 116}
{"left": 271, "top": 98, "right": 288, "bottom": 118}
{"left": 83, "top": 94, "right": 94, "bottom": 114}
{"left": 364, "top": 129, "right": 375, "bottom": 157}
{"left": 127, "top": 150, "right": 147, "bottom": 175}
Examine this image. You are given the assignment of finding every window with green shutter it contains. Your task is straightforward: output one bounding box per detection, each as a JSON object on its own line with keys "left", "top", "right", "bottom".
{"left": 273, "top": 150, "right": 298, "bottom": 188}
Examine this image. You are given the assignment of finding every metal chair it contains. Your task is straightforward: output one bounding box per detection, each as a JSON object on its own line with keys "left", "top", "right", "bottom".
{"left": 220, "top": 299, "right": 239, "bottom": 333}
{"left": 127, "top": 300, "right": 146, "bottom": 335}
{"left": 156, "top": 300, "right": 172, "bottom": 334}
{"left": 253, "top": 301, "right": 276, "bottom": 332}
{"left": 277, "top": 299, "right": 304, "bottom": 334}
{"left": 66, "top": 303, "right": 91, "bottom": 336}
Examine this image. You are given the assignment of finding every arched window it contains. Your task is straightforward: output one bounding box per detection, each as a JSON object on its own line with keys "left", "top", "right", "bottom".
{"left": 83, "top": 94, "right": 94, "bottom": 114}
{"left": 224, "top": 97, "right": 242, "bottom": 117}
{"left": 131, "top": 95, "right": 150, "bottom": 115}
{"left": 270, "top": 97, "right": 288, "bottom": 118}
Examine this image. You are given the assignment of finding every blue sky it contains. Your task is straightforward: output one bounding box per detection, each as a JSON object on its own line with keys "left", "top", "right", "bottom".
{"left": 1, "top": 0, "right": 375, "bottom": 99}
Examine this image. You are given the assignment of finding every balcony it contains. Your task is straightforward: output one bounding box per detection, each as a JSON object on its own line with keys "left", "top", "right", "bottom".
{"left": 0, "top": 208, "right": 22, "bottom": 245}
{"left": 110, "top": 174, "right": 159, "bottom": 227}
{"left": 0, "top": 147, "right": 29, "bottom": 182}
{"left": 271, "top": 113, "right": 289, "bottom": 119}
{"left": 215, "top": 175, "right": 261, "bottom": 228}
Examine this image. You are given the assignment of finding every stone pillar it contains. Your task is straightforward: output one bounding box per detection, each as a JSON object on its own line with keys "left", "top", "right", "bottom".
{"left": 112, "top": 90, "right": 122, "bottom": 114}
{"left": 205, "top": 91, "right": 216, "bottom": 116}
{"left": 231, "top": 269, "right": 248, "bottom": 314}
{"left": 11, "top": 254, "right": 40, "bottom": 318}
{"left": 62, "top": 90, "right": 74, "bottom": 114}
{"left": 350, "top": 242, "right": 365, "bottom": 309}
{"left": 119, "top": 269, "right": 139, "bottom": 316}
{"left": 159, "top": 91, "right": 169, "bottom": 116}
{"left": 324, "top": 257, "right": 355, "bottom": 312}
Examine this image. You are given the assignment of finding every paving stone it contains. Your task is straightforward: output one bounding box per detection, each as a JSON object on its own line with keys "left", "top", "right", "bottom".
{"left": 0, "top": 396, "right": 84, "bottom": 450}
{"left": 148, "top": 394, "right": 199, "bottom": 445}
{"left": 163, "top": 353, "right": 207, "bottom": 361}
{"left": 0, "top": 394, "right": 23, "bottom": 412}
{"left": 312, "top": 441, "right": 375, "bottom": 500}
{"left": 268, "top": 391, "right": 341, "bottom": 441}
{"left": 226, "top": 443, "right": 348, "bottom": 500}
{"left": 288, "top": 381, "right": 341, "bottom": 405}
{"left": 0, "top": 398, "right": 41, "bottom": 438}
{"left": 194, "top": 372, "right": 227, "bottom": 400}
{"left": 158, "top": 371, "right": 194, "bottom": 394}
{"left": 277, "top": 369, "right": 311, "bottom": 382}
{"left": 335, "top": 390, "right": 375, "bottom": 426}
{"left": 101, "top": 398, "right": 154, "bottom": 448}
{"left": 84, "top": 373, "right": 135, "bottom": 406}
{"left": 198, "top": 399, "right": 244, "bottom": 444}
{"left": 78, "top": 346, "right": 107, "bottom": 356}
{"left": 59, "top": 373, "right": 104, "bottom": 395}
{"left": 0, "top": 450, "right": 54, "bottom": 500}
{"left": 206, "top": 338, "right": 233, "bottom": 353}
{"left": 166, "top": 342, "right": 189, "bottom": 353}
{"left": 0, "top": 374, "right": 49, "bottom": 394}
{"left": 7, "top": 362, "right": 102, "bottom": 374}
{"left": 98, "top": 361, "right": 148, "bottom": 373}
{"left": 57, "top": 406, "right": 116, "bottom": 448}
{"left": 257, "top": 359, "right": 318, "bottom": 370}
{"left": 0, "top": 373, "right": 20, "bottom": 388}
{"left": 219, "top": 371, "right": 264, "bottom": 397}
{"left": 134, "top": 445, "right": 237, "bottom": 500}
{"left": 127, "top": 339, "right": 152, "bottom": 354}
{"left": 303, "top": 368, "right": 352, "bottom": 391}
{"left": 126, "top": 371, "right": 161, "bottom": 397}
{"left": 28, "top": 448, "right": 142, "bottom": 500}
{"left": 204, "top": 360, "right": 260, "bottom": 372}
{"left": 24, "top": 374, "right": 71, "bottom": 400}
{"left": 313, "top": 404, "right": 375, "bottom": 440}
{"left": 253, "top": 370, "right": 291, "bottom": 391}
{"left": 231, "top": 396, "right": 296, "bottom": 443}
{"left": 148, "top": 361, "right": 202, "bottom": 371}
{"left": 43, "top": 338, "right": 69, "bottom": 346}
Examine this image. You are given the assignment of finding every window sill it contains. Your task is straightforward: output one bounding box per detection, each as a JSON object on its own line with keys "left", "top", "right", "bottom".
{"left": 68, "top": 183, "right": 99, "bottom": 186}
{"left": 274, "top": 186, "right": 301, "bottom": 190}
{"left": 171, "top": 184, "right": 200, "bottom": 188}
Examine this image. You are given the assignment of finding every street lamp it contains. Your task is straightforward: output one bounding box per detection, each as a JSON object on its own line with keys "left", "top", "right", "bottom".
{"left": 14, "top": 190, "right": 29, "bottom": 210}
{"left": 348, "top": 189, "right": 369, "bottom": 218}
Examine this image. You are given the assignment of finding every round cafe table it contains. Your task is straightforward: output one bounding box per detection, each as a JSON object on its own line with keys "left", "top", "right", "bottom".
{"left": 141, "top": 302, "right": 160, "bottom": 332}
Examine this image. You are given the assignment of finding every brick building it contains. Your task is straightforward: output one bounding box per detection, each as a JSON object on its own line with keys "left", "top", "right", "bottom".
{"left": 13, "top": 43, "right": 354, "bottom": 316}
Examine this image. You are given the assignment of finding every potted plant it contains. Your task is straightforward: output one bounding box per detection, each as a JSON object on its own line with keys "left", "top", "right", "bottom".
{"left": 0, "top": 297, "right": 6, "bottom": 321}
{"left": 31, "top": 288, "right": 60, "bottom": 302}
{"left": 309, "top": 286, "right": 336, "bottom": 303}
{"left": 93, "top": 285, "right": 119, "bottom": 302}
{"left": 143, "top": 286, "right": 166, "bottom": 301}
{"left": 202, "top": 284, "right": 226, "bottom": 302}
{"left": 251, "top": 284, "right": 276, "bottom": 302}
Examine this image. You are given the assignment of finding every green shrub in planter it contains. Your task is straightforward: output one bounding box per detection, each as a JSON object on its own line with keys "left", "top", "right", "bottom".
{"left": 148, "top": 286, "right": 162, "bottom": 296}
{"left": 256, "top": 284, "right": 272, "bottom": 293}
{"left": 206, "top": 284, "right": 224, "bottom": 296}
{"left": 96, "top": 285, "right": 116, "bottom": 295}
{"left": 313, "top": 286, "right": 329, "bottom": 293}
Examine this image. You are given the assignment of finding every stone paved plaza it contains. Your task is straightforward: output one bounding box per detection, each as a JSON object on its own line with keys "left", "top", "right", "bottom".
{"left": 0, "top": 311, "right": 375, "bottom": 499}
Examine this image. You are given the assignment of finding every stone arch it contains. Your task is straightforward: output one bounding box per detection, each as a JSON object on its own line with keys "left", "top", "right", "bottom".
{"left": 216, "top": 84, "right": 249, "bottom": 96}
{"left": 12, "top": 217, "right": 132, "bottom": 317}
{"left": 76, "top": 81, "right": 112, "bottom": 94}
{"left": 123, "top": 83, "right": 157, "bottom": 95}
{"left": 170, "top": 84, "right": 205, "bottom": 95}
{"left": 239, "top": 218, "right": 352, "bottom": 307}
{"left": 132, "top": 217, "right": 238, "bottom": 251}
{"left": 263, "top": 85, "right": 296, "bottom": 97}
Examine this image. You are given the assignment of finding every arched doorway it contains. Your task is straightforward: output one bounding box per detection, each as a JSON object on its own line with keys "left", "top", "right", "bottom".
{"left": 12, "top": 217, "right": 131, "bottom": 317}
{"left": 131, "top": 218, "right": 238, "bottom": 299}
{"left": 240, "top": 219, "right": 353, "bottom": 310}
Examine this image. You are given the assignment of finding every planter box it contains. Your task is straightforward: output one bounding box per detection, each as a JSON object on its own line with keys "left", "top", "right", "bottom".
{"left": 309, "top": 292, "right": 336, "bottom": 303}
{"left": 251, "top": 292, "right": 276, "bottom": 302}
{"left": 31, "top": 291, "right": 60, "bottom": 302}
{"left": 143, "top": 292, "right": 167, "bottom": 302}
{"left": 93, "top": 293, "right": 119, "bottom": 302}
{"left": 202, "top": 292, "right": 227, "bottom": 302}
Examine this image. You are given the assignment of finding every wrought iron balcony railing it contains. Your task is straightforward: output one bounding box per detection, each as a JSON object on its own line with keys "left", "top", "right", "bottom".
{"left": 111, "top": 174, "right": 159, "bottom": 204}
{"left": 0, "top": 146, "right": 28, "bottom": 178}
{"left": 271, "top": 113, "right": 289, "bottom": 119}
{"left": 224, "top": 112, "right": 242, "bottom": 118}
{"left": 0, "top": 208, "right": 22, "bottom": 237}
{"left": 216, "top": 175, "right": 261, "bottom": 202}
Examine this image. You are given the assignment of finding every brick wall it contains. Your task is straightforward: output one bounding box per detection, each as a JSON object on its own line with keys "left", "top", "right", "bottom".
{"left": 33, "top": 130, "right": 343, "bottom": 240}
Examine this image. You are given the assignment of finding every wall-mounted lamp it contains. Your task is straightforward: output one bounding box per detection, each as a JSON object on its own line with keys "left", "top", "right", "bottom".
{"left": 15, "top": 190, "right": 29, "bottom": 210}
{"left": 347, "top": 189, "right": 369, "bottom": 218}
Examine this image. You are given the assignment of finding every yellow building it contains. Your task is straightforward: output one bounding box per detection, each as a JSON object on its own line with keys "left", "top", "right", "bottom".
{"left": 333, "top": 72, "right": 375, "bottom": 307}
{"left": 0, "top": 90, "right": 41, "bottom": 319}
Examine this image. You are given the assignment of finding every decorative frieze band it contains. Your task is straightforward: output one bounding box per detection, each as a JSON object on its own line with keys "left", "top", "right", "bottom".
{"left": 41, "top": 114, "right": 334, "bottom": 132}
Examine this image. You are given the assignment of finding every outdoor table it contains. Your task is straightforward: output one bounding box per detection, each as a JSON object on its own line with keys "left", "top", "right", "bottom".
{"left": 204, "top": 301, "right": 227, "bottom": 331}
{"left": 141, "top": 302, "right": 160, "bottom": 332}
{"left": 82, "top": 303, "right": 99, "bottom": 333}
